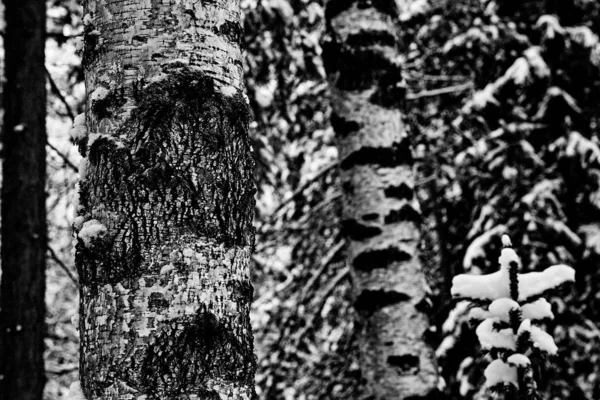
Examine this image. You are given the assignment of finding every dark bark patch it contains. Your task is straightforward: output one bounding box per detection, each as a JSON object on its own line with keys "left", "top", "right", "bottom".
{"left": 82, "top": 29, "right": 102, "bottom": 66}
{"left": 213, "top": 20, "right": 243, "bottom": 45}
{"left": 325, "top": 0, "right": 398, "bottom": 20}
{"left": 148, "top": 292, "right": 169, "bottom": 311}
{"left": 371, "top": 0, "right": 400, "bottom": 17}
{"left": 75, "top": 222, "right": 144, "bottom": 290}
{"left": 346, "top": 30, "right": 396, "bottom": 49}
{"left": 131, "top": 35, "right": 148, "bottom": 43}
{"left": 90, "top": 86, "right": 127, "bottom": 120}
{"left": 415, "top": 296, "right": 433, "bottom": 314}
{"left": 341, "top": 219, "right": 382, "bottom": 241}
{"left": 340, "top": 142, "right": 413, "bottom": 170}
{"left": 140, "top": 305, "right": 255, "bottom": 397}
{"left": 361, "top": 213, "right": 379, "bottom": 221}
{"left": 151, "top": 52, "right": 167, "bottom": 60}
{"left": 226, "top": 279, "right": 254, "bottom": 303}
{"left": 117, "top": 69, "right": 254, "bottom": 247}
{"left": 330, "top": 112, "right": 361, "bottom": 138}
{"left": 387, "top": 354, "right": 420, "bottom": 374}
{"left": 342, "top": 181, "right": 354, "bottom": 195}
{"left": 86, "top": 135, "right": 123, "bottom": 162}
{"left": 321, "top": 36, "right": 341, "bottom": 76}
{"left": 354, "top": 289, "right": 410, "bottom": 315}
{"left": 196, "top": 388, "right": 221, "bottom": 400}
{"left": 352, "top": 247, "right": 412, "bottom": 271}
{"left": 384, "top": 204, "right": 421, "bottom": 224}
{"left": 324, "top": 0, "right": 358, "bottom": 21}
{"left": 369, "top": 67, "right": 406, "bottom": 108}
{"left": 384, "top": 183, "right": 413, "bottom": 200}
{"left": 335, "top": 48, "right": 398, "bottom": 91}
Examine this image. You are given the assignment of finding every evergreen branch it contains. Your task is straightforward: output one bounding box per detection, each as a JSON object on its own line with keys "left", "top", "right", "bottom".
{"left": 509, "top": 261, "right": 520, "bottom": 302}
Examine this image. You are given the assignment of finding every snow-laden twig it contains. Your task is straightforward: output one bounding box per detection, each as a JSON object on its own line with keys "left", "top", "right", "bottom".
{"left": 451, "top": 234, "right": 575, "bottom": 397}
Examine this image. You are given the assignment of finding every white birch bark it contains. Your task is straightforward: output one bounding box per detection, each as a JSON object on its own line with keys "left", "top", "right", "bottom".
{"left": 74, "top": 1, "right": 256, "bottom": 399}
{"left": 323, "top": 1, "right": 439, "bottom": 398}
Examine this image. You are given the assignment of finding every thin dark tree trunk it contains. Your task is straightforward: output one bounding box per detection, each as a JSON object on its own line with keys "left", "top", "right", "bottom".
{"left": 0, "top": 0, "right": 47, "bottom": 398}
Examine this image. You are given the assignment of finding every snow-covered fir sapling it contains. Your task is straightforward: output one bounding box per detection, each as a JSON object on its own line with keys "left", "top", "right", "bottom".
{"left": 451, "top": 235, "right": 575, "bottom": 399}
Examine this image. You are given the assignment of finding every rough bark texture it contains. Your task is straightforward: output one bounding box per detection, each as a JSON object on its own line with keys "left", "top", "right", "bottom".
{"left": 75, "top": 1, "right": 256, "bottom": 399}
{"left": 0, "top": 0, "right": 47, "bottom": 399}
{"left": 323, "top": 1, "right": 439, "bottom": 398}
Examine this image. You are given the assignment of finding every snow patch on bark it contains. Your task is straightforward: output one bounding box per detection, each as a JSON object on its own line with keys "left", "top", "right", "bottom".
{"left": 219, "top": 85, "right": 237, "bottom": 97}
{"left": 83, "top": 13, "right": 93, "bottom": 25}
{"left": 74, "top": 36, "right": 84, "bottom": 52}
{"left": 87, "top": 133, "right": 125, "bottom": 150}
{"left": 90, "top": 86, "right": 109, "bottom": 102}
{"left": 71, "top": 313, "right": 79, "bottom": 332}
{"left": 78, "top": 157, "right": 88, "bottom": 181}
{"left": 147, "top": 72, "right": 168, "bottom": 84}
{"left": 70, "top": 113, "right": 87, "bottom": 141}
{"left": 78, "top": 219, "right": 107, "bottom": 246}
{"left": 66, "top": 381, "right": 86, "bottom": 400}
{"left": 73, "top": 216, "right": 85, "bottom": 232}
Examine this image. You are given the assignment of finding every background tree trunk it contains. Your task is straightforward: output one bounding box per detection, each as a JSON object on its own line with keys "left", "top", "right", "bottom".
{"left": 0, "top": 0, "right": 47, "bottom": 398}
{"left": 323, "top": 1, "right": 439, "bottom": 398}
{"left": 75, "top": 0, "right": 256, "bottom": 398}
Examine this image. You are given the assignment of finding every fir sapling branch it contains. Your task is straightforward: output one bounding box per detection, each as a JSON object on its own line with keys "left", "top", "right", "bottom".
{"left": 452, "top": 234, "right": 575, "bottom": 399}
{"left": 503, "top": 234, "right": 522, "bottom": 304}
{"left": 509, "top": 260, "right": 520, "bottom": 302}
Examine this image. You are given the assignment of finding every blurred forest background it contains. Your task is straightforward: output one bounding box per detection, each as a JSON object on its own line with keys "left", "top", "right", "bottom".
{"left": 6, "top": 0, "right": 600, "bottom": 398}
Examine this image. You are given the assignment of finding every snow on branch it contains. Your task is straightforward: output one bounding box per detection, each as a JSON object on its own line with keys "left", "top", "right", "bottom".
{"left": 518, "top": 264, "right": 575, "bottom": 301}
{"left": 451, "top": 234, "right": 574, "bottom": 397}
{"left": 452, "top": 236, "right": 574, "bottom": 302}
{"left": 484, "top": 359, "right": 517, "bottom": 389}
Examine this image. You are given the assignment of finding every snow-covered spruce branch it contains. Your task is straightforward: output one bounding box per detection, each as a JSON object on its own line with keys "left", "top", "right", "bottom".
{"left": 451, "top": 235, "right": 575, "bottom": 398}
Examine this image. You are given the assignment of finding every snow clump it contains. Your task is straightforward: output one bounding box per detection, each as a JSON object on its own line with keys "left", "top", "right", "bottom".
{"left": 78, "top": 219, "right": 107, "bottom": 247}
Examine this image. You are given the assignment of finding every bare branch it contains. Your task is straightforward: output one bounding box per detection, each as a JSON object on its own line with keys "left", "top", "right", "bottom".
{"left": 300, "top": 240, "right": 345, "bottom": 301}
{"left": 47, "top": 244, "right": 79, "bottom": 287}
{"left": 269, "top": 160, "right": 338, "bottom": 219}
{"left": 407, "top": 82, "right": 474, "bottom": 101}
{"left": 46, "top": 67, "right": 75, "bottom": 122}
{"left": 47, "top": 141, "right": 78, "bottom": 173}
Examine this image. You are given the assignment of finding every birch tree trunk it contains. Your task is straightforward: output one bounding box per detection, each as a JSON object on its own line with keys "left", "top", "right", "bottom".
{"left": 0, "top": 0, "right": 47, "bottom": 398}
{"left": 74, "top": 1, "right": 256, "bottom": 398}
{"left": 323, "top": 1, "right": 439, "bottom": 398}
